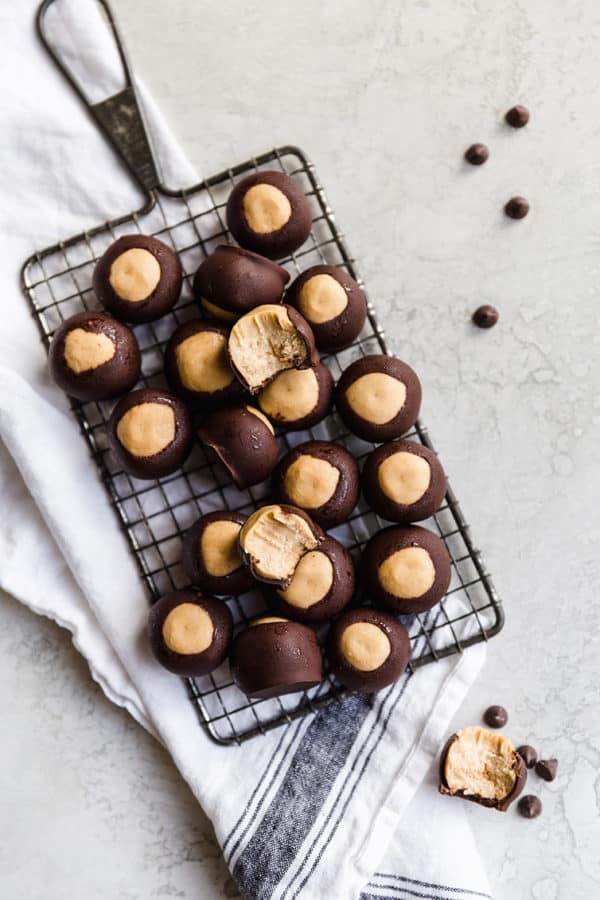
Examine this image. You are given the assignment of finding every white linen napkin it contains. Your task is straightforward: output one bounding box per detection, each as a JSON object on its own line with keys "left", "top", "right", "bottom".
{"left": 0, "top": 2, "right": 493, "bottom": 898}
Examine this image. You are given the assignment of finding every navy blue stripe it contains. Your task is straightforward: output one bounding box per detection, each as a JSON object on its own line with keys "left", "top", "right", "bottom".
{"left": 362, "top": 885, "right": 491, "bottom": 900}
{"left": 372, "top": 875, "right": 491, "bottom": 899}
{"left": 233, "top": 692, "right": 377, "bottom": 899}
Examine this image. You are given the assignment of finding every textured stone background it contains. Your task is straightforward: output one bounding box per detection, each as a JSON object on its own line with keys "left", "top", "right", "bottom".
{"left": 1, "top": 1, "right": 599, "bottom": 898}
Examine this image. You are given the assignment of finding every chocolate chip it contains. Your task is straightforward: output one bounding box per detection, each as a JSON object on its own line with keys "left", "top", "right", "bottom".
{"left": 465, "top": 143, "right": 489, "bottom": 166}
{"left": 518, "top": 795, "right": 542, "bottom": 819}
{"left": 505, "top": 105, "right": 530, "bottom": 128}
{"left": 535, "top": 758, "right": 558, "bottom": 782}
{"left": 472, "top": 305, "right": 499, "bottom": 329}
{"left": 505, "top": 196, "right": 529, "bottom": 219}
{"left": 517, "top": 745, "right": 538, "bottom": 769}
{"left": 483, "top": 705, "right": 508, "bottom": 728}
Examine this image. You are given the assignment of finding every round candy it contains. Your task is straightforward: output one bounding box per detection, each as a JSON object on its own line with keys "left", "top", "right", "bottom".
{"left": 336, "top": 354, "right": 422, "bottom": 443}
{"left": 439, "top": 727, "right": 527, "bottom": 811}
{"left": 48, "top": 310, "right": 140, "bottom": 401}
{"left": 93, "top": 234, "right": 182, "bottom": 323}
{"left": 197, "top": 405, "right": 279, "bottom": 490}
{"left": 108, "top": 387, "right": 193, "bottom": 480}
{"left": 182, "top": 511, "right": 255, "bottom": 596}
{"left": 238, "top": 504, "right": 324, "bottom": 588}
{"left": 272, "top": 536, "right": 354, "bottom": 624}
{"left": 328, "top": 607, "right": 410, "bottom": 692}
{"left": 230, "top": 617, "right": 323, "bottom": 699}
{"left": 193, "top": 244, "right": 290, "bottom": 322}
{"left": 226, "top": 171, "right": 312, "bottom": 259}
{"left": 148, "top": 589, "right": 232, "bottom": 677}
{"left": 228, "top": 304, "right": 317, "bottom": 394}
{"left": 257, "top": 361, "right": 333, "bottom": 431}
{"left": 164, "top": 319, "right": 242, "bottom": 407}
{"left": 285, "top": 265, "right": 367, "bottom": 352}
{"left": 362, "top": 440, "right": 446, "bottom": 524}
{"left": 273, "top": 440, "right": 360, "bottom": 529}
{"left": 361, "top": 524, "right": 451, "bottom": 614}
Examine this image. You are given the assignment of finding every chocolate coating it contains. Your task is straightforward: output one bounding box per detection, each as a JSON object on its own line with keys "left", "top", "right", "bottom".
{"left": 439, "top": 731, "right": 527, "bottom": 812}
{"left": 226, "top": 171, "right": 312, "bottom": 259}
{"left": 516, "top": 745, "right": 538, "bottom": 769}
{"left": 518, "top": 795, "right": 542, "bottom": 819}
{"left": 164, "top": 319, "right": 243, "bottom": 407}
{"left": 361, "top": 524, "right": 451, "bottom": 614}
{"left": 483, "top": 705, "right": 508, "bottom": 728}
{"left": 93, "top": 234, "right": 182, "bottom": 323}
{"left": 328, "top": 607, "right": 410, "bottom": 692}
{"left": 465, "top": 143, "right": 489, "bottom": 165}
{"left": 148, "top": 589, "right": 233, "bottom": 677}
{"left": 197, "top": 405, "right": 279, "bottom": 489}
{"left": 48, "top": 310, "right": 140, "bottom": 401}
{"left": 535, "top": 759, "right": 558, "bottom": 782}
{"left": 285, "top": 265, "right": 367, "bottom": 352}
{"left": 504, "top": 196, "right": 529, "bottom": 219}
{"left": 472, "top": 304, "right": 499, "bottom": 329}
{"left": 272, "top": 536, "right": 355, "bottom": 624}
{"left": 230, "top": 618, "right": 323, "bottom": 699}
{"left": 505, "top": 105, "right": 530, "bottom": 128}
{"left": 336, "top": 354, "right": 422, "bottom": 443}
{"left": 182, "top": 511, "right": 255, "bottom": 596}
{"left": 108, "top": 388, "right": 193, "bottom": 480}
{"left": 193, "top": 244, "right": 290, "bottom": 321}
{"left": 362, "top": 440, "right": 446, "bottom": 524}
{"left": 273, "top": 440, "right": 360, "bottom": 529}
{"left": 258, "top": 361, "right": 333, "bottom": 431}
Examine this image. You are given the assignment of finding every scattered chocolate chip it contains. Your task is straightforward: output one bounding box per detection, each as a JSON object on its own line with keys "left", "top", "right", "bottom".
{"left": 465, "top": 143, "right": 489, "bottom": 166}
{"left": 483, "top": 705, "right": 508, "bottom": 728}
{"left": 518, "top": 795, "right": 542, "bottom": 819}
{"left": 505, "top": 105, "right": 530, "bottom": 128}
{"left": 517, "top": 745, "right": 538, "bottom": 769}
{"left": 535, "top": 758, "right": 558, "bottom": 782}
{"left": 472, "top": 305, "right": 499, "bottom": 329}
{"left": 505, "top": 196, "right": 529, "bottom": 219}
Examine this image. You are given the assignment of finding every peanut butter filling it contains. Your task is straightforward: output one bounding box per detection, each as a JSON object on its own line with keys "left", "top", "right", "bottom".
{"left": 175, "top": 331, "right": 234, "bottom": 393}
{"left": 243, "top": 183, "right": 292, "bottom": 234}
{"left": 63, "top": 328, "right": 115, "bottom": 373}
{"left": 378, "top": 546, "right": 435, "bottom": 599}
{"left": 277, "top": 551, "right": 333, "bottom": 609}
{"left": 378, "top": 451, "right": 431, "bottom": 505}
{"left": 162, "top": 602, "right": 214, "bottom": 655}
{"left": 109, "top": 248, "right": 161, "bottom": 302}
{"left": 345, "top": 373, "right": 406, "bottom": 425}
{"left": 116, "top": 402, "right": 176, "bottom": 458}
{"left": 246, "top": 406, "right": 275, "bottom": 434}
{"left": 239, "top": 505, "right": 319, "bottom": 582}
{"left": 200, "top": 520, "right": 242, "bottom": 577}
{"left": 258, "top": 367, "right": 319, "bottom": 421}
{"left": 444, "top": 727, "right": 517, "bottom": 800}
{"left": 283, "top": 456, "right": 340, "bottom": 509}
{"left": 340, "top": 622, "right": 391, "bottom": 671}
{"left": 298, "top": 274, "right": 348, "bottom": 324}
{"left": 251, "top": 616, "right": 288, "bottom": 626}
{"left": 229, "top": 305, "right": 308, "bottom": 392}
{"left": 200, "top": 297, "right": 238, "bottom": 322}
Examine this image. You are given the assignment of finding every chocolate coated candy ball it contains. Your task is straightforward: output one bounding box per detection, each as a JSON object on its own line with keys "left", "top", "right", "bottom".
{"left": 228, "top": 304, "right": 316, "bottom": 394}
{"left": 464, "top": 143, "right": 489, "bottom": 166}
{"left": 336, "top": 354, "right": 422, "bottom": 443}
{"left": 226, "top": 171, "right": 312, "bottom": 259}
{"left": 285, "top": 265, "right": 367, "bottom": 352}
{"left": 93, "top": 234, "right": 182, "bottom": 323}
{"left": 439, "top": 726, "right": 527, "bottom": 812}
{"left": 148, "top": 589, "right": 233, "bottom": 677}
{"left": 504, "top": 196, "right": 529, "bottom": 219}
{"left": 182, "top": 511, "right": 255, "bottom": 596}
{"left": 238, "top": 504, "right": 324, "bottom": 588}
{"left": 230, "top": 617, "right": 323, "bottom": 699}
{"left": 108, "top": 388, "right": 193, "bottom": 480}
{"left": 362, "top": 524, "right": 451, "bottom": 614}
{"left": 257, "top": 361, "right": 333, "bottom": 431}
{"left": 328, "top": 607, "right": 410, "bottom": 692}
{"left": 164, "top": 319, "right": 242, "bottom": 407}
{"left": 362, "top": 440, "right": 446, "bottom": 524}
{"left": 273, "top": 440, "right": 360, "bottom": 529}
{"left": 273, "top": 536, "right": 355, "bottom": 624}
{"left": 48, "top": 310, "right": 140, "bottom": 402}
{"left": 505, "top": 105, "right": 530, "bottom": 128}
{"left": 193, "top": 244, "right": 290, "bottom": 322}
{"left": 483, "top": 705, "right": 508, "bottom": 729}
{"left": 472, "top": 305, "right": 499, "bottom": 329}
{"left": 197, "top": 405, "right": 279, "bottom": 490}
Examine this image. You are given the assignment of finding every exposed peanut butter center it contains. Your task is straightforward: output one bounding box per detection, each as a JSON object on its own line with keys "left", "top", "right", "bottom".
{"left": 444, "top": 726, "right": 517, "bottom": 800}
{"left": 200, "top": 297, "right": 238, "bottom": 322}
{"left": 239, "top": 505, "right": 319, "bottom": 582}
{"left": 277, "top": 551, "right": 333, "bottom": 608}
{"left": 246, "top": 406, "right": 275, "bottom": 434}
{"left": 229, "top": 305, "right": 308, "bottom": 392}
{"left": 200, "top": 520, "right": 242, "bottom": 577}
{"left": 251, "top": 616, "right": 288, "bottom": 626}
{"left": 258, "top": 367, "right": 319, "bottom": 421}
{"left": 345, "top": 373, "right": 406, "bottom": 425}
{"left": 109, "top": 248, "right": 161, "bottom": 302}
{"left": 116, "top": 402, "right": 176, "bottom": 458}
{"left": 162, "top": 602, "right": 214, "bottom": 655}
{"left": 283, "top": 456, "right": 340, "bottom": 509}
{"left": 243, "top": 183, "right": 292, "bottom": 234}
{"left": 63, "top": 328, "right": 115, "bottom": 373}
{"left": 298, "top": 274, "right": 348, "bottom": 324}
{"left": 378, "top": 451, "right": 431, "bottom": 505}
{"left": 340, "top": 622, "right": 391, "bottom": 672}
{"left": 378, "top": 546, "right": 436, "bottom": 599}
{"left": 175, "top": 331, "right": 234, "bottom": 393}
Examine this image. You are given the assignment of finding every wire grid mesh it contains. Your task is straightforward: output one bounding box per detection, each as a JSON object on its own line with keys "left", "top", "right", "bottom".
{"left": 21, "top": 145, "right": 503, "bottom": 745}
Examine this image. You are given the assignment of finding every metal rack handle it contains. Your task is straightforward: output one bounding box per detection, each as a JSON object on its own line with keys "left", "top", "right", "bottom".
{"left": 36, "top": 0, "right": 160, "bottom": 194}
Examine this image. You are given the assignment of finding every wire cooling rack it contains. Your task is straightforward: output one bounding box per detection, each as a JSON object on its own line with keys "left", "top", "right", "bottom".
{"left": 21, "top": 145, "right": 504, "bottom": 745}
